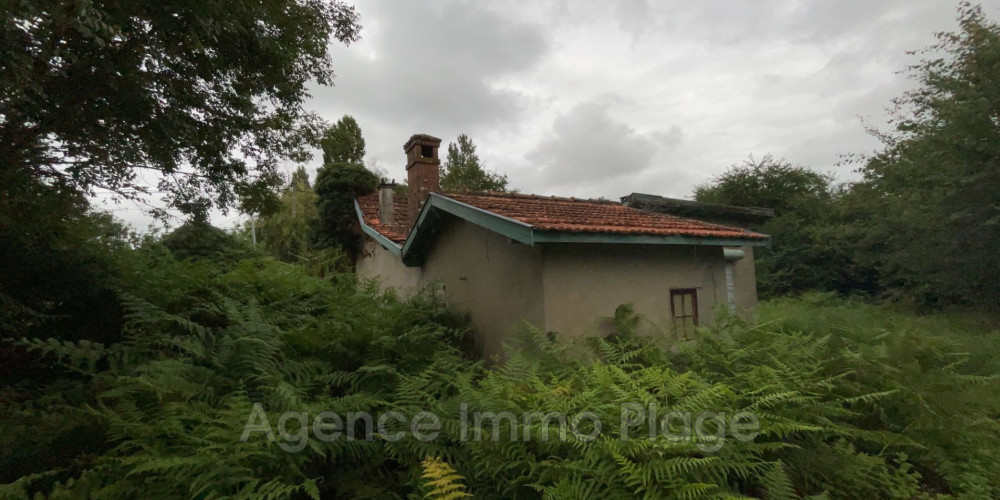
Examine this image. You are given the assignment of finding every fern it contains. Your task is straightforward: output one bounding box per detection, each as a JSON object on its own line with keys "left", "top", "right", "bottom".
{"left": 420, "top": 456, "right": 472, "bottom": 500}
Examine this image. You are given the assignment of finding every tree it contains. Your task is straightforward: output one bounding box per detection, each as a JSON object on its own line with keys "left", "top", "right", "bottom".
{"left": 313, "top": 163, "right": 377, "bottom": 258}
{"left": 0, "top": 0, "right": 361, "bottom": 217}
{"left": 255, "top": 167, "right": 319, "bottom": 262}
{"left": 855, "top": 3, "right": 1000, "bottom": 306}
{"left": 320, "top": 115, "right": 366, "bottom": 165}
{"left": 694, "top": 155, "right": 831, "bottom": 214}
{"left": 440, "top": 134, "right": 508, "bottom": 192}
{"left": 0, "top": 168, "right": 130, "bottom": 352}
{"left": 694, "top": 156, "right": 878, "bottom": 297}
{"left": 162, "top": 221, "right": 251, "bottom": 263}
{"left": 313, "top": 117, "right": 375, "bottom": 259}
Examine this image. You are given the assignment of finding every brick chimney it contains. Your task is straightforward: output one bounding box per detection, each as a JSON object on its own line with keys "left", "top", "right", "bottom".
{"left": 404, "top": 134, "right": 441, "bottom": 223}
{"left": 377, "top": 179, "right": 396, "bottom": 224}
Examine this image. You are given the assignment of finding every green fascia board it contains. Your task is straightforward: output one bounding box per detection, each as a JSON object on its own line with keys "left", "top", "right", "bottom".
{"left": 400, "top": 193, "right": 536, "bottom": 266}
{"left": 531, "top": 231, "right": 770, "bottom": 247}
{"left": 354, "top": 200, "right": 402, "bottom": 256}
{"left": 428, "top": 193, "right": 535, "bottom": 243}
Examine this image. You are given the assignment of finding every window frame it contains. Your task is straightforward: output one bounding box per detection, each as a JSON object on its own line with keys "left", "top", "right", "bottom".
{"left": 669, "top": 288, "right": 700, "bottom": 337}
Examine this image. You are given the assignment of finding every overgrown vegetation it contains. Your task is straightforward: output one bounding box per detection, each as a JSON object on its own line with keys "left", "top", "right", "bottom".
{"left": 3, "top": 2, "right": 1000, "bottom": 499}
{"left": 2, "top": 231, "right": 997, "bottom": 498}
{"left": 1, "top": 0, "right": 361, "bottom": 218}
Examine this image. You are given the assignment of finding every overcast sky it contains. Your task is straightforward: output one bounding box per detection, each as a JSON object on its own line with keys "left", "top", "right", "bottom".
{"left": 103, "top": 0, "right": 1000, "bottom": 230}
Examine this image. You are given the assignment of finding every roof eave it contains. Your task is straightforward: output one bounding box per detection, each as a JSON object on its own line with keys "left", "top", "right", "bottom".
{"left": 400, "top": 193, "right": 535, "bottom": 266}
{"left": 354, "top": 199, "right": 403, "bottom": 257}
{"left": 530, "top": 231, "right": 770, "bottom": 247}
{"left": 394, "top": 193, "right": 769, "bottom": 266}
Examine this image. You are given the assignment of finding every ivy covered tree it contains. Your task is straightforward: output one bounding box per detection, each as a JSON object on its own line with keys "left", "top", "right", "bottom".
{"left": 312, "top": 116, "right": 378, "bottom": 258}
{"left": 440, "top": 134, "right": 508, "bottom": 192}
{"left": 853, "top": 3, "right": 1000, "bottom": 306}
{"left": 320, "top": 115, "right": 366, "bottom": 166}
{"left": 0, "top": 0, "right": 361, "bottom": 217}
{"left": 313, "top": 163, "right": 377, "bottom": 258}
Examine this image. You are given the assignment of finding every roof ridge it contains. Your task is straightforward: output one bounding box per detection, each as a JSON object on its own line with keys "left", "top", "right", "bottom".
{"left": 445, "top": 190, "right": 620, "bottom": 205}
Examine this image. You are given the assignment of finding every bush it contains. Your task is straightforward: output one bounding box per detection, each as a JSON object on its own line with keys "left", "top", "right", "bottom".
{"left": 3, "top": 254, "right": 998, "bottom": 499}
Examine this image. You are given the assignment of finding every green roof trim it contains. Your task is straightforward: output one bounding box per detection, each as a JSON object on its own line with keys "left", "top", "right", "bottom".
{"left": 354, "top": 200, "right": 402, "bottom": 257}
{"left": 359, "top": 193, "right": 770, "bottom": 266}
{"left": 531, "top": 231, "right": 770, "bottom": 247}
{"left": 400, "top": 193, "right": 536, "bottom": 266}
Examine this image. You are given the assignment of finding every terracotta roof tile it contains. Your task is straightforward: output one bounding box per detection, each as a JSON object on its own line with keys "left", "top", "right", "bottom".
{"left": 357, "top": 191, "right": 768, "bottom": 245}
{"left": 448, "top": 192, "right": 768, "bottom": 240}
{"left": 357, "top": 192, "right": 410, "bottom": 243}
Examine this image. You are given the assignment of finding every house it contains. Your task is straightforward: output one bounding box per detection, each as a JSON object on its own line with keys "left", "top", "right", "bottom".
{"left": 620, "top": 192, "right": 775, "bottom": 330}
{"left": 354, "top": 134, "right": 770, "bottom": 358}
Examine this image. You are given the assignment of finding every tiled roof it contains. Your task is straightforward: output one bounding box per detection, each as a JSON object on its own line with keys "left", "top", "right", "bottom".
{"left": 447, "top": 192, "right": 768, "bottom": 240}
{"left": 357, "top": 191, "right": 768, "bottom": 245}
{"left": 357, "top": 192, "right": 410, "bottom": 243}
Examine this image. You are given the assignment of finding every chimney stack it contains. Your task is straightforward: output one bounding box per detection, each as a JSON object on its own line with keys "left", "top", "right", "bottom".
{"left": 404, "top": 134, "right": 441, "bottom": 223}
{"left": 377, "top": 179, "right": 396, "bottom": 224}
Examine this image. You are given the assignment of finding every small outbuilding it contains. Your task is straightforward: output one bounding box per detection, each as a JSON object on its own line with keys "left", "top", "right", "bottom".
{"left": 355, "top": 134, "right": 770, "bottom": 358}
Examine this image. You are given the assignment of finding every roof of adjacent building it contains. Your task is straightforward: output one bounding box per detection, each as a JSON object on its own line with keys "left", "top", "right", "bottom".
{"left": 357, "top": 191, "right": 768, "bottom": 248}
{"left": 621, "top": 192, "right": 775, "bottom": 223}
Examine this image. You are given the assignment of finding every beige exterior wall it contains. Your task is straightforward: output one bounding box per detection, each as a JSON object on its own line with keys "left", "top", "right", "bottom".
{"left": 358, "top": 220, "right": 760, "bottom": 357}
{"left": 357, "top": 238, "right": 421, "bottom": 292}
{"left": 357, "top": 216, "right": 545, "bottom": 359}
{"left": 539, "top": 244, "right": 740, "bottom": 340}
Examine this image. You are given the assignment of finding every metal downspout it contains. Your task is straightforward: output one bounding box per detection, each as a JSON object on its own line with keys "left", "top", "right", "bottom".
{"left": 723, "top": 247, "right": 746, "bottom": 313}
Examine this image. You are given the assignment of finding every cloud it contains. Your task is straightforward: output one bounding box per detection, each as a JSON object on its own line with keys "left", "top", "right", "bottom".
{"left": 95, "top": 0, "right": 1000, "bottom": 230}
{"left": 307, "top": 0, "right": 549, "bottom": 177}
{"left": 525, "top": 101, "right": 683, "bottom": 194}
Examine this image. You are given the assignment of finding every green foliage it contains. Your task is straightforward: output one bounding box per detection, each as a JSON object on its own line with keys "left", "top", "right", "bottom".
{"left": 0, "top": 0, "right": 360, "bottom": 217}
{"left": 313, "top": 162, "right": 379, "bottom": 258}
{"left": 0, "top": 171, "right": 130, "bottom": 381}
{"left": 440, "top": 134, "right": 509, "bottom": 192}
{"left": 254, "top": 167, "right": 321, "bottom": 262}
{"left": 851, "top": 3, "right": 1000, "bottom": 307}
{"left": 161, "top": 221, "right": 254, "bottom": 262}
{"left": 3, "top": 223, "right": 999, "bottom": 500}
{"left": 694, "top": 156, "right": 878, "bottom": 298}
{"left": 694, "top": 155, "right": 830, "bottom": 214}
{"left": 697, "top": 6, "right": 1000, "bottom": 307}
{"left": 320, "top": 115, "right": 367, "bottom": 166}
{"left": 0, "top": 243, "right": 474, "bottom": 498}
{"left": 752, "top": 294, "right": 1000, "bottom": 497}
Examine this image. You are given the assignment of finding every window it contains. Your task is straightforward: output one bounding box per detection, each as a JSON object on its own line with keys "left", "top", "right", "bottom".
{"left": 670, "top": 289, "right": 699, "bottom": 338}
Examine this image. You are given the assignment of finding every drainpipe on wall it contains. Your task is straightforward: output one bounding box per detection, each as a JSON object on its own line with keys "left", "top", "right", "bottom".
{"left": 723, "top": 247, "right": 746, "bottom": 313}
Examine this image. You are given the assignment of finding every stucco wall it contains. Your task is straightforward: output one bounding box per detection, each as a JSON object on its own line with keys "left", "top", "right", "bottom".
{"left": 357, "top": 216, "right": 545, "bottom": 359}
{"left": 358, "top": 222, "right": 760, "bottom": 356}
{"left": 356, "top": 238, "right": 421, "bottom": 293}
{"left": 540, "top": 244, "right": 742, "bottom": 339}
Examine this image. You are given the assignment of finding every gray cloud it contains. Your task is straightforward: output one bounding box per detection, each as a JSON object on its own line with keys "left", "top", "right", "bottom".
{"left": 525, "top": 101, "right": 683, "bottom": 193}
{"left": 96, "top": 0, "right": 1000, "bottom": 230}
{"left": 307, "top": 0, "right": 548, "bottom": 177}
